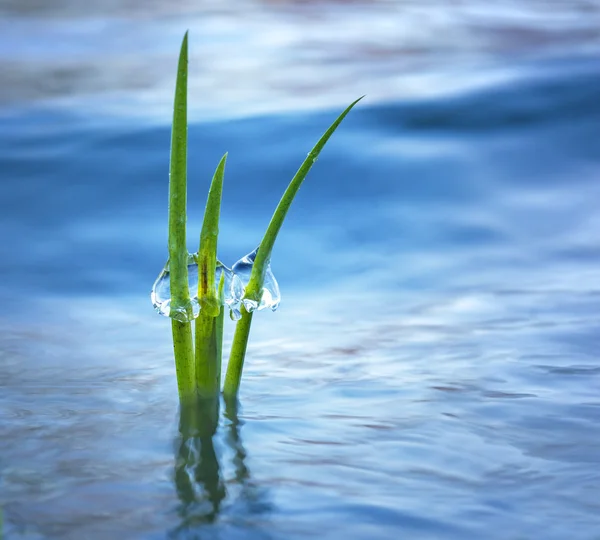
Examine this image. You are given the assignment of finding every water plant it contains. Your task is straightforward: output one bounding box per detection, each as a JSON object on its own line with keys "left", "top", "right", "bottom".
{"left": 151, "top": 32, "right": 362, "bottom": 402}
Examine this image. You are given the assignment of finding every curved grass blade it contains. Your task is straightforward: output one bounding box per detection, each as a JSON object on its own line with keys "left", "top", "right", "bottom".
{"left": 223, "top": 97, "right": 364, "bottom": 398}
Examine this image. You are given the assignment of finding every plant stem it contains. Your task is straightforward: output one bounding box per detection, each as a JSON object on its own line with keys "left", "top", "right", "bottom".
{"left": 196, "top": 277, "right": 225, "bottom": 397}
{"left": 195, "top": 311, "right": 222, "bottom": 397}
{"left": 215, "top": 273, "right": 225, "bottom": 383}
{"left": 172, "top": 320, "right": 196, "bottom": 397}
{"left": 222, "top": 306, "right": 253, "bottom": 399}
{"left": 224, "top": 97, "right": 363, "bottom": 397}
{"left": 198, "top": 154, "right": 227, "bottom": 316}
{"left": 195, "top": 157, "right": 227, "bottom": 397}
{"left": 169, "top": 32, "right": 195, "bottom": 399}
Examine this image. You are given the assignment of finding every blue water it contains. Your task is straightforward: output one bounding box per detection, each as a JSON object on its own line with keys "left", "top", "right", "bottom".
{"left": 1, "top": 2, "right": 600, "bottom": 539}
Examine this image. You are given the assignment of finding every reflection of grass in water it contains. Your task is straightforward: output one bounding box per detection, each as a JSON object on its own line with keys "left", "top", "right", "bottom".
{"left": 164, "top": 32, "right": 361, "bottom": 401}
{"left": 173, "top": 398, "right": 223, "bottom": 530}
{"left": 171, "top": 397, "right": 269, "bottom": 535}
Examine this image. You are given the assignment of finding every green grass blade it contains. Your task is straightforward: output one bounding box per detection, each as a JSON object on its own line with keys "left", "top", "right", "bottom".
{"left": 223, "top": 97, "right": 363, "bottom": 398}
{"left": 169, "top": 31, "right": 190, "bottom": 310}
{"left": 223, "top": 308, "right": 253, "bottom": 400}
{"left": 198, "top": 153, "right": 227, "bottom": 316}
{"left": 244, "top": 96, "right": 364, "bottom": 300}
{"left": 215, "top": 272, "right": 225, "bottom": 384}
{"left": 172, "top": 320, "right": 195, "bottom": 397}
{"left": 169, "top": 31, "right": 195, "bottom": 398}
{"left": 194, "top": 311, "right": 220, "bottom": 397}
{"left": 195, "top": 273, "right": 225, "bottom": 397}
{"left": 195, "top": 156, "right": 227, "bottom": 397}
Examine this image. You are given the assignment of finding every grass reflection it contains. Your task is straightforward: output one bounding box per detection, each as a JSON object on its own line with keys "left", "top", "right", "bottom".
{"left": 173, "top": 397, "right": 223, "bottom": 531}
{"left": 171, "top": 397, "right": 269, "bottom": 537}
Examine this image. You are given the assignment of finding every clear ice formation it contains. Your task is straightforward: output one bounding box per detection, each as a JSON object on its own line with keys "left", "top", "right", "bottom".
{"left": 151, "top": 248, "right": 280, "bottom": 322}
{"left": 231, "top": 247, "right": 281, "bottom": 314}
{"left": 151, "top": 253, "right": 242, "bottom": 323}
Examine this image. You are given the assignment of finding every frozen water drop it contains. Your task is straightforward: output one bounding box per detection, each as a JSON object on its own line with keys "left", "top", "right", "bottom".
{"left": 151, "top": 255, "right": 242, "bottom": 321}
{"left": 150, "top": 254, "right": 200, "bottom": 322}
{"left": 242, "top": 297, "right": 259, "bottom": 313}
{"left": 232, "top": 247, "right": 281, "bottom": 312}
{"left": 216, "top": 260, "right": 244, "bottom": 314}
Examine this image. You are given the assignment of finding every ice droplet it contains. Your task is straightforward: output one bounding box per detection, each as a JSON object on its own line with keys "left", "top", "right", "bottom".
{"left": 231, "top": 247, "right": 281, "bottom": 313}
{"left": 220, "top": 262, "right": 244, "bottom": 318}
{"left": 230, "top": 306, "right": 242, "bottom": 322}
{"left": 151, "top": 254, "right": 241, "bottom": 322}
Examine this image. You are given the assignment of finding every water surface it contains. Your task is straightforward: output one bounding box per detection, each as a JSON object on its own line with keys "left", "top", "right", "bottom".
{"left": 1, "top": 2, "right": 600, "bottom": 539}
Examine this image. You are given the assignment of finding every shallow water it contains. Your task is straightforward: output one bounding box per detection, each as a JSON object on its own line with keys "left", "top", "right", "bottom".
{"left": 1, "top": 2, "right": 600, "bottom": 539}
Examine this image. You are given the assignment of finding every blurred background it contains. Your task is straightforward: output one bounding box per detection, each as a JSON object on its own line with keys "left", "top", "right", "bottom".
{"left": 1, "top": 1, "right": 600, "bottom": 539}
{"left": 3, "top": 1, "right": 600, "bottom": 120}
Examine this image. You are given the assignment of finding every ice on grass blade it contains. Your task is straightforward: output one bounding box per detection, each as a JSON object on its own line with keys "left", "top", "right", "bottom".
{"left": 151, "top": 255, "right": 241, "bottom": 322}
{"left": 228, "top": 272, "right": 245, "bottom": 321}
{"left": 152, "top": 253, "right": 199, "bottom": 322}
{"left": 232, "top": 247, "right": 281, "bottom": 313}
{"left": 217, "top": 260, "right": 244, "bottom": 320}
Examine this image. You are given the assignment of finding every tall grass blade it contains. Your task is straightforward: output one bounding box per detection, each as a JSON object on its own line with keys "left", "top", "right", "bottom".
{"left": 223, "top": 308, "right": 254, "bottom": 399}
{"left": 169, "top": 31, "right": 195, "bottom": 399}
{"left": 198, "top": 154, "right": 227, "bottom": 315}
{"left": 195, "top": 155, "right": 227, "bottom": 397}
{"left": 223, "top": 97, "right": 363, "bottom": 398}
